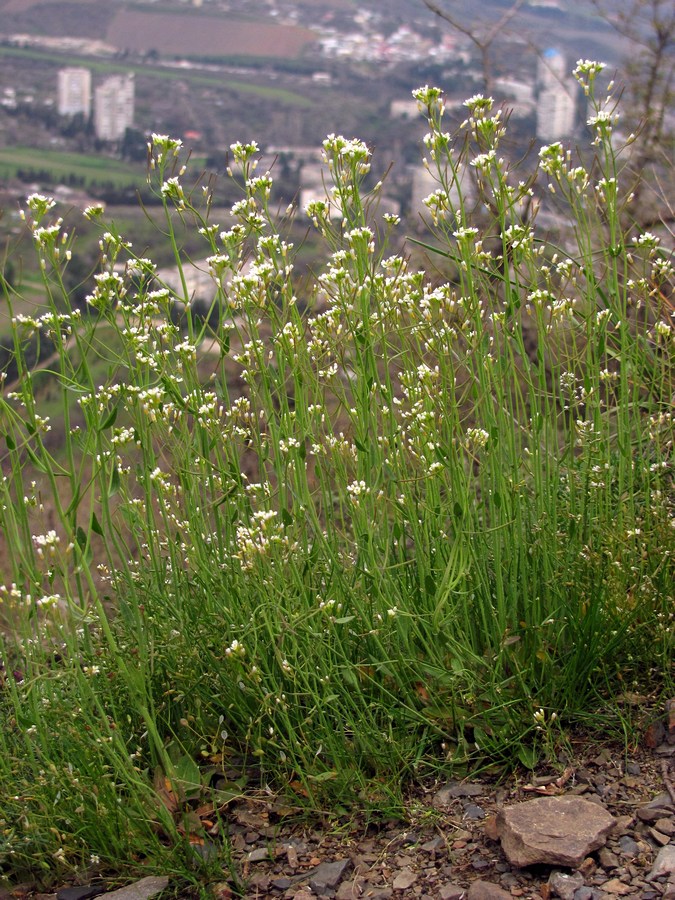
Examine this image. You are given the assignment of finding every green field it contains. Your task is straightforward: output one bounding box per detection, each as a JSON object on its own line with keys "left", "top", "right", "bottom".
{"left": 0, "top": 145, "right": 146, "bottom": 188}
{"left": 0, "top": 46, "right": 315, "bottom": 107}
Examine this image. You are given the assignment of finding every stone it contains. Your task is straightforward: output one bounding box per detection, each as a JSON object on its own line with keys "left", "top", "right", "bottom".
{"left": 598, "top": 848, "right": 620, "bottom": 870}
{"left": 98, "top": 878, "right": 170, "bottom": 900}
{"left": 245, "top": 847, "right": 270, "bottom": 862}
{"left": 421, "top": 836, "right": 446, "bottom": 852}
{"left": 392, "top": 868, "right": 418, "bottom": 891}
{"left": 647, "top": 845, "right": 675, "bottom": 881}
{"left": 625, "top": 762, "right": 641, "bottom": 776}
{"left": 601, "top": 878, "right": 634, "bottom": 895}
{"left": 439, "top": 884, "right": 465, "bottom": 900}
{"left": 309, "top": 859, "right": 352, "bottom": 895}
{"left": 496, "top": 797, "right": 616, "bottom": 868}
{"left": 549, "top": 871, "right": 585, "bottom": 900}
{"left": 655, "top": 817, "right": 675, "bottom": 836}
{"left": 649, "top": 826, "right": 671, "bottom": 845}
{"left": 617, "top": 836, "right": 639, "bottom": 857}
{"left": 636, "top": 806, "right": 672, "bottom": 823}
{"left": 464, "top": 804, "right": 487, "bottom": 820}
{"left": 336, "top": 881, "right": 362, "bottom": 900}
{"left": 433, "top": 782, "right": 485, "bottom": 807}
{"left": 573, "top": 889, "right": 594, "bottom": 900}
{"left": 467, "top": 881, "right": 512, "bottom": 900}
{"left": 56, "top": 888, "right": 106, "bottom": 900}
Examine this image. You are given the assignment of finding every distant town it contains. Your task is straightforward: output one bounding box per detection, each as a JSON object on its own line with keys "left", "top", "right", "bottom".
{"left": 1, "top": 0, "right": 615, "bottom": 235}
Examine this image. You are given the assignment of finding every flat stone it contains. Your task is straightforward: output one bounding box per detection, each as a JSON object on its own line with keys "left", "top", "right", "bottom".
{"left": 99, "top": 878, "right": 169, "bottom": 900}
{"left": 467, "top": 881, "right": 512, "bottom": 900}
{"left": 496, "top": 797, "right": 615, "bottom": 868}
{"left": 439, "top": 884, "right": 465, "bottom": 900}
{"left": 421, "top": 836, "right": 446, "bottom": 852}
{"left": 601, "top": 878, "right": 634, "bottom": 895}
{"left": 433, "top": 782, "right": 485, "bottom": 806}
{"left": 56, "top": 888, "right": 106, "bottom": 900}
{"left": 245, "top": 847, "right": 270, "bottom": 862}
{"left": 647, "top": 845, "right": 675, "bottom": 881}
{"left": 636, "top": 806, "right": 673, "bottom": 823}
{"left": 549, "top": 871, "right": 584, "bottom": 900}
{"left": 309, "top": 859, "right": 352, "bottom": 895}
{"left": 573, "top": 889, "right": 594, "bottom": 900}
{"left": 650, "top": 826, "right": 671, "bottom": 845}
{"left": 392, "top": 868, "right": 418, "bottom": 891}
{"left": 655, "top": 817, "right": 675, "bottom": 836}
{"left": 598, "top": 848, "right": 620, "bottom": 870}
{"left": 464, "top": 803, "right": 487, "bottom": 820}
{"left": 617, "top": 836, "right": 640, "bottom": 857}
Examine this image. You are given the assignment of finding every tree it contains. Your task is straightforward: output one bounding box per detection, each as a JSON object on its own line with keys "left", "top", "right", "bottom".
{"left": 591, "top": 0, "right": 674, "bottom": 226}
{"left": 419, "top": 0, "right": 527, "bottom": 95}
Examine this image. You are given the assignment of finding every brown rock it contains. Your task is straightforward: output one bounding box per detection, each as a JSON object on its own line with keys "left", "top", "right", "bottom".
{"left": 392, "top": 868, "right": 418, "bottom": 891}
{"left": 602, "top": 878, "right": 634, "bottom": 895}
{"left": 496, "top": 796, "right": 615, "bottom": 868}
{"left": 467, "top": 881, "right": 512, "bottom": 900}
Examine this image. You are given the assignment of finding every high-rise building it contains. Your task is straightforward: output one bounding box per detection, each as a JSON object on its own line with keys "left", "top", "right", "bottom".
{"left": 57, "top": 67, "right": 91, "bottom": 118}
{"left": 536, "top": 49, "right": 576, "bottom": 141}
{"left": 94, "top": 74, "right": 135, "bottom": 141}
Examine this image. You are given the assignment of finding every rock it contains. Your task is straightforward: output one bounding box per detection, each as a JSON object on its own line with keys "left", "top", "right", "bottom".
{"left": 624, "top": 762, "right": 641, "bottom": 776}
{"left": 439, "top": 884, "right": 465, "bottom": 900}
{"left": 647, "top": 845, "right": 675, "bottom": 881}
{"left": 56, "top": 888, "right": 106, "bottom": 900}
{"left": 433, "top": 782, "right": 485, "bottom": 806}
{"left": 549, "top": 871, "right": 585, "bottom": 900}
{"left": 667, "top": 698, "right": 675, "bottom": 736}
{"left": 496, "top": 797, "right": 616, "bottom": 868}
{"left": 601, "top": 878, "right": 634, "bottom": 895}
{"left": 598, "top": 848, "right": 620, "bottom": 870}
{"left": 336, "top": 880, "right": 362, "bottom": 900}
{"left": 655, "top": 817, "right": 675, "bottom": 836}
{"left": 309, "top": 859, "right": 352, "bottom": 895}
{"left": 636, "top": 806, "right": 672, "bottom": 823}
{"left": 649, "top": 826, "right": 671, "bottom": 845}
{"left": 617, "top": 836, "right": 639, "bottom": 857}
{"left": 98, "top": 878, "right": 169, "bottom": 900}
{"left": 245, "top": 847, "right": 270, "bottom": 862}
{"left": 464, "top": 803, "right": 487, "bottom": 820}
{"left": 467, "top": 881, "right": 512, "bottom": 900}
{"left": 573, "top": 889, "right": 594, "bottom": 900}
{"left": 644, "top": 720, "right": 666, "bottom": 748}
{"left": 421, "top": 836, "right": 446, "bottom": 852}
{"left": 392, "top": 868, "right": 418, "bottom": 891}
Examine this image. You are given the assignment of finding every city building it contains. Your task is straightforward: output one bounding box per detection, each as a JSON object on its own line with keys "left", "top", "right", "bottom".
{"left": 536, "top": 48, "right": 576, "bottom": 141}
{"left": 57, "top": 67, "right": 91, "bottom": 117}
{"left": 94, "top": 74, "right": 135, "bottom": 141}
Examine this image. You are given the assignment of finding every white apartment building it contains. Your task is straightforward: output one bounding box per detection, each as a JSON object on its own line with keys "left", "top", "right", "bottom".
{"left": 94, "top": 74, "right": 135, "bottom": 141}
{"left": 57, "top": 67, "right": 91, "bottom": 117}
{"left": 536, "top": 48, "right": 576, "bottom": 141}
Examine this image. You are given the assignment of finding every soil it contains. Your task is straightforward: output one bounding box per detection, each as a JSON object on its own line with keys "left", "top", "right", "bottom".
{"left": 9, "top": 714, "right": 674, "bottom": 900}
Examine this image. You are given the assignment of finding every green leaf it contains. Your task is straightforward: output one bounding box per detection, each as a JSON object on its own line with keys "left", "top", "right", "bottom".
{"left": 173, "top": 754, "right": 202, "bottom": 798}
{"left": 517, "top": 744, "right": 539, "bottom": 770}
{"left": 100, "top": 405, "right": 118, "bottom": 431}
{"left": 76, "top": 526, "right": 88, "bottom": 550}
{"left": 333, "top": 615, "right": 356, "bottom": 625}
{"left": 4, "top": 433, "right": 15, "bottom": 451}
{"left": 110, "top": 463, "right": 120, "bottom": 496}
{"left": 453, "top": 501, "right": 463, "bottom": 519}
{"left": 90, "top": 512, "right": 104, "bottom": 536}
{"left": 281, "top": 508, "right": 293, "bottom": 527}
{"left": 307, "top": 770, "right": 338, "bottom": 783}
{"left": 424, "top": 573, "right": 436, "bottom": 596}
